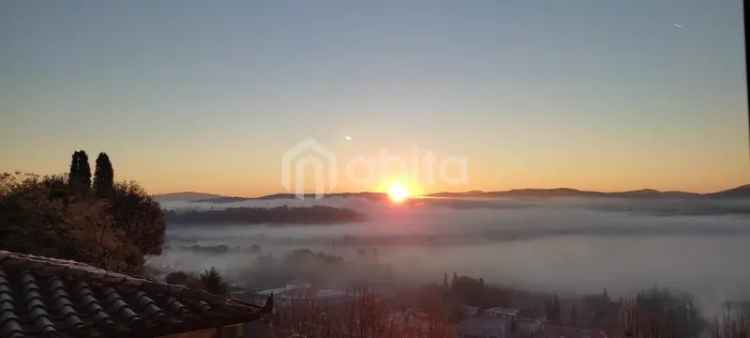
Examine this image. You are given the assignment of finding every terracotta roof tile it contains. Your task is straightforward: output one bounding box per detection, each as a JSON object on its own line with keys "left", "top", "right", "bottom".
{"left": 0, "top": 250, "right": 271, "bottom": 338}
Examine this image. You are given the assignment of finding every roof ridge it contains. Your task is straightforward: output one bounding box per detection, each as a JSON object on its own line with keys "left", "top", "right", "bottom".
{"left": 0, "top": 249, "right": 140, "bottom": 279}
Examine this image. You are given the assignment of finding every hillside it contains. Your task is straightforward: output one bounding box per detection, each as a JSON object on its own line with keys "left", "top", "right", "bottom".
{"left": 152, "top": 192, "right": 228, "bottom": 202}
{"left": 429, "top": 185, "right": 747, "bottom": 199}
{"left": 165, "top": 205, "right": 365, "bottom": 225}
{"left": 706, "top": 184, "right": 750, "bottom": 199}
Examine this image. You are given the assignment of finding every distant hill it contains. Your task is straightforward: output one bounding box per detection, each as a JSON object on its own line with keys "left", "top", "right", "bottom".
{"left": 152, "top": 192, "right": 228, "bottom": 202}
{"left": 257, "top": 192, "right": 387, "bottom": 200}
{"left": 430, "top": 188, "right": 601, "bottom": 199}
{"left": 705, "top": 184, "right": 750, "bottom": 199}
{"left": 166, "top": 205, "right": 365, "bottom": 225}
{"left": 193, "top": 196, "right": 250, "bottom": 203}
{"left": 606, "top": 189, "right": 701, "bottom": 199}
{"left": 195, "top": 192, "right": 388, "bottom": 203}
{"left": 154, "top": 191, "right": 388, "bottom": 203}
{"left": 429, "top": 185, "right": 747, "bottom": 199}
{"left": 154, "top": 184, "right": 750, "bottom": 203}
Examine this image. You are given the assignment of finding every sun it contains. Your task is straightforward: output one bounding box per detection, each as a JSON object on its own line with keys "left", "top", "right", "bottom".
{"left": 379, "top": 177, "right": 421, "bottom": 204}
{"left": 387, "top": 183, "right": 410, "bottom": 204}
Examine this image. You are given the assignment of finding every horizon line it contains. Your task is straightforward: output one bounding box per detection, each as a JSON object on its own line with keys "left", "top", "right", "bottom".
{"left": 153, "top": 183, "right": 750, "bottom": 199}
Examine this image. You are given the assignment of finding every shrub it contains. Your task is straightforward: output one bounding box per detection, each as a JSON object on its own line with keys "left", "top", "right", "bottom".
{"left": 200, "top": 267, "right": 229, "bottom": 295}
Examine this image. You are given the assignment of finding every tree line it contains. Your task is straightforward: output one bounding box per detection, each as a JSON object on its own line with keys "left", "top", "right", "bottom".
{"left": 165, "top": 205, "right": 364, "bottom": 225}
{"left": 69, "top": 150, "right": 114, "bottom": 197}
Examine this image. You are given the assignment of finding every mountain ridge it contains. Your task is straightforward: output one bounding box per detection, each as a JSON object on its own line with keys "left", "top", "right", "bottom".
{"left": 429, "top": 185, "right": 748, "bottom": 199}
{"left": 152, "top": 191, "right": 228, "bottom": 201}
{"left": 154, "top": 184, "right": 750, "bottom": 202}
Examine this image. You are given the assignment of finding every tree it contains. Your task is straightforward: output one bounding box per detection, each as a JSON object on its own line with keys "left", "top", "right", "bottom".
{"left": 200, "top": 267, "right": 228, "bottom": 295}
{"left": 0, "top": 173, "right": 142, "bottom": 273}
{"left": 63, "top": 198, "right": 143, "bottom": 273}
{"left": 166, "top": 271, "right": 190, "bottom": 285}
{"left": 79, "top": 151, "right": 91, "bottom": 191}
{"left": 1, "top": 152, "right": 165, "bottom": 274}
{"left": 621, "top": 288, "right": 704, "bottom": 338}
{"left": 713, "top": 303, "right": 750, "bottom": 338}
{"left": 1, "top": 173, "right": 74, "bottom": 258}
{"left": 93, "top": 152, "right": 114, "bottom": 198}
{"left": 165, "top": 271, "right": 204, "bottom": 289}
{"left": 570, "top": 304, "right": 578, "bottom": 326}
{"left": 68, "top": 152, "right": 79, "bottom": 186}
{"left": 547, "top": 294, "right": 561, "bottom": 322}
{"left": 110, "top": 181, "right": 165, "bottom": 255}
{"left": 450, "top": 274, "right": 493, "bottom": 307}
{"left": 68, "top": 151, "right": 92, "bottom": 195}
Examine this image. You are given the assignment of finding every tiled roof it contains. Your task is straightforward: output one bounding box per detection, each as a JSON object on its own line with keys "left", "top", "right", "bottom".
{"left": 0, "top": 250, "right": 271, "bottom": 338}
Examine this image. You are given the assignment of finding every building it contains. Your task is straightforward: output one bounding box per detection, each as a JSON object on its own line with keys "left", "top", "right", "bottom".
{"left": 255, "top": 281, "right": 311, "bottom": 298}
{"left": 515, "top": 318, "right": 544, "bottom": 337}
{"left": 457, "top": 306, "right": 548, "bottom": 338}
{"left": 484, "top": 307, "right": 520, "bottom": 319}
{"left": 0, "top": 250, "right": 271, "bottom": 338}
{"left": 253, "top": 283, "right": 349, "bottom": 305}
{"left": 456, "top": 316, "right": 513, "bottom": 338}
{"left": 462, "top": 305, "right": 480, "bottom": 318}
{"left": 388, "top": 308, "right": 431, "bottom": 331}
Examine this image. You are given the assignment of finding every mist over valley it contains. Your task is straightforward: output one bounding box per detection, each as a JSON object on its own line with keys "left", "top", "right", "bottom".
{"left": 152, "top": 191, "right": 750, "bottom": 315}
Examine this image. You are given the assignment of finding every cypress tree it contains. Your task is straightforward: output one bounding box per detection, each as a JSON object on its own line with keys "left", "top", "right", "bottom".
{"left": 69, "top": 150, "right": 92, "bottom": 195}
{"left": 68, "top": 151, "right": 81, "bottom": 187}
{"left": 78, "top": 151, "right": 92, "bottom": 194}
{"left": 94, "top": 152, "right": 114, "bottom": 198}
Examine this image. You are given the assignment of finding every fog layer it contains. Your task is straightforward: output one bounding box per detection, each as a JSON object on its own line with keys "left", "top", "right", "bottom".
{"left": 151, "top": 196, "right": 750, "bottom": 312}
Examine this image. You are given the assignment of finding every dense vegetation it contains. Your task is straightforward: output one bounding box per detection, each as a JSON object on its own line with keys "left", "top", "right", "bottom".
{"left": 165, "top": 205, "right": 364, "bottom": 225}
{"left": 622, "top": 287, "right": 704, "bottom": 338}
{"left": 0, "top": 151, "right": 165, "bottom": 274}
{"left": 164, "top": 268, "right": 230, "bottom": 296}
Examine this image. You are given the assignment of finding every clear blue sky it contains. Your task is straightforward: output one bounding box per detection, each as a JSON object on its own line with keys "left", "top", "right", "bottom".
{"left": 1, "top": 0, "right": 748, "bottom": 195}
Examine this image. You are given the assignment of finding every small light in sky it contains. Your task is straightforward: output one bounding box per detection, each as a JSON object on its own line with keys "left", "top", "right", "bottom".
{"left": 344, "top": 136, "right": 352, "bottom": 141}
{"left": 673, "top": 23, "right": 684, "bottom": 29}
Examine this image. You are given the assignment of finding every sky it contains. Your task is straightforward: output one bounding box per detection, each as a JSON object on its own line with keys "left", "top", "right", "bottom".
{"left": 1, "top": 0, "right": 748, "bottom": 196}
